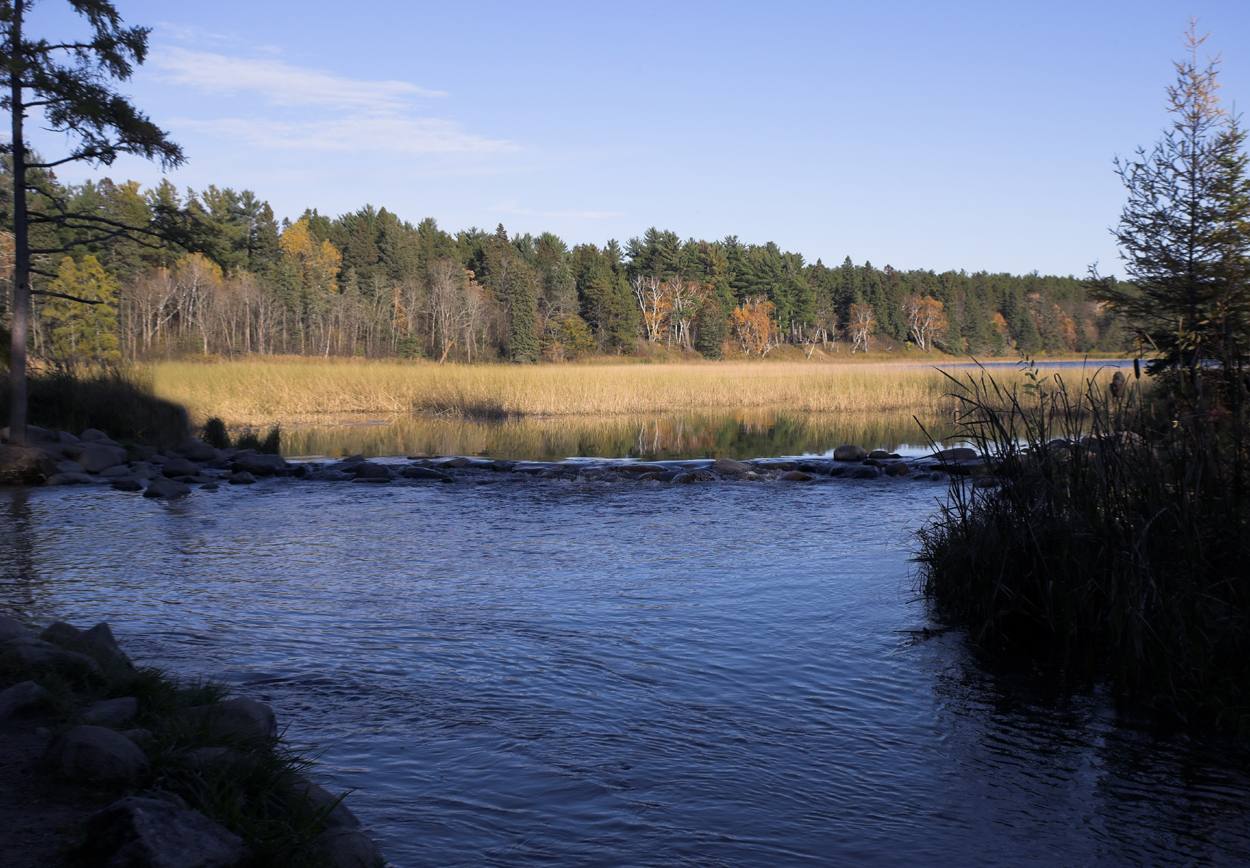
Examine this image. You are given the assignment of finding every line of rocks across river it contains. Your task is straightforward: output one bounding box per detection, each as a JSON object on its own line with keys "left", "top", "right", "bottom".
{"left": 0, "top": 423, "right": 995, "bottom": 495}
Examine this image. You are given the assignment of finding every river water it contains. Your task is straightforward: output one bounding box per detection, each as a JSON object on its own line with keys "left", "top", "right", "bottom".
{"left": 3, "top": 450, "right": 1249, "bottom": 866}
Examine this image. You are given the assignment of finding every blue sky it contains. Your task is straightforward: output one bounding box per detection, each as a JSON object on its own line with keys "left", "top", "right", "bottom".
{"left": 21, "top": 0, "right": 1250, "bottom": 278}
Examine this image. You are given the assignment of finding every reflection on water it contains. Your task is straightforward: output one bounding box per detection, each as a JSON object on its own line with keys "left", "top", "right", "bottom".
{"left": 282, "top": 410, "right": 961, "bottom": 461}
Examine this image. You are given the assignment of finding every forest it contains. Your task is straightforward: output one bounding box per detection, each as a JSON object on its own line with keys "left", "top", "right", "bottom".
{"left": 0, "top": 168, "right": 1135, "bottom": 366}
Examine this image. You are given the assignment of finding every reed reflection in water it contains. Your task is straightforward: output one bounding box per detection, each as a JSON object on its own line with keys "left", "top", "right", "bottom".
{"left": 279, "top": 410, "right": 960, "bottom": 462}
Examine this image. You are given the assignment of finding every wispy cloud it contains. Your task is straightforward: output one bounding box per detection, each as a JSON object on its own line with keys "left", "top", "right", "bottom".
{"left": 152, "top": 47, "right": 445, "bottom": 110}
{"left": 490, "top": 202, "right": 624, "bottom": 220}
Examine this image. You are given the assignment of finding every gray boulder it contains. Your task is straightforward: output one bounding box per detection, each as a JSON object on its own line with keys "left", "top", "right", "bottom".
{"left": 228, "top": 471, "right": 257, "bottom": 485}
{"left": 58, "top": 430, "right": 80, "bottom": 444}
{"left": 711, "top": 457, "right": 752, "bottom": 474}
{"left": 231, "top": 453, "right": 287, "bottom": 476}
{"left": 0, "top": 444, "right": 59, "bottom": 484}
{"left": 185, "top": 696, "right": 276, "bottom": 739}
{"left": 845, "top": 465, "right": 881, "bottom": 479}
{"left": 69, "top": 622, "right": 134, "bottom": 669}
{"left": 2, "top": 424, "right": 57, "bottom": 442}
{"left": 172, "top": 436, "right": 220, "bottom": 463}
{"left": 47, "top": 471, "right": 98, "bottom": 485}
{"left": 673, "top": 469, "right": 716, "bottom": 484}
{"left": 44, "top": 725, "right": 149, "bottom": 782}
{"left": 351, "top": 462, "right": 395, "bottom": 481}
{"left": 113, "top": 478, "right": 145, "bottom": 492}
{"left": 288, "top": 776, "right": 361, "bottom": 829}
{"left": 40, "top": 619, "right": 81, "bottom": 644}
{"left": 85, "top": 696, "right": 139, "bottom": 725}
{"left": 401, "top": 465, "right": 451, "bottom": 481}
{"left": 79, "top": 428, "right": 111, "bottom": 442}
{"left": 81, "top": 796, "right": 251, "bottom": 868}
{"left": 0, "top": 680, "right": 50, "bottom": 717}
{"left": 833, "top": 444, "right": 868, "bottom": 462}
{"left": 145, "top": 477, "right": 192, "bottom": 499}
{"left": 80, "top": 443, "right": 131, "bottom": 473}
{"left": 99, "top": 464, "right": 134, "bottom": 478}
{"left": 56, "top": 459, "right": 86, "bottom": 473}
{"left": 931, "top": 447, "right": 979, "bottom": 462}
{"left": 780, "top": 470, "right": 813, "bottom": 481}
{"left": 884, "top": 462, "right": 911, "bottom": 477}
{"left": 309, "top": 469, "right": 355, "bottom": 482}
{"left": 0, "top": 614, "right": 33, "bottom": 643}
{"left": 161, "top": 457, "right": 201, "bottom": 477}
{"left": 316, "top": 828, "right": 384, "bottom": 868}
{"left": 2, "top": 641, "right": 103, "bottom": 675}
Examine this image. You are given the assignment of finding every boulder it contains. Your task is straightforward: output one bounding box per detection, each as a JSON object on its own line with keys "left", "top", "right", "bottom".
{"left": 931, "top": 447, "right": 979, "bottom": 462}
{"left": 44, "top": 725, "right": 148, "bottom": 782}
{"left": 0, "top": 445, "right": 59, "bottom": 485}
{"left": 200, "top": 482, "right": 220, "bottom": 491}
{"left": 673, "top": 470, "right": 716, "bottom": 484}
{"left": 845, "top": 465, "right": 881, "bottom": 479}
{"left": 440, "top": 456, "right": 471, "bottom": 468}
{"left": 80, "top": 796, "right": 250, "bottom": 868}
{"left": 780, "top": 470, "right": 813, "bottom": 481}
{"left": 80, "top": 443, "right": 131, "bottom": 473}
{"left": 144, "top": 477, "right": 192, "bottom": 499}
{"left": 79, "top": 428, "right": 111, "bottom": 442}
{"left": 58, "top": 430, "right": 80, "bottom": 444}
{"left": 491, "top": 460, "right": 515, "bottom": 472}
{"left": 100, "top": 464, "right": 134, "bottom": 478}
{"left": 185, "top": 696, "right": 276, "bottom": 739}
{"left": 401, "top": 466, "right": 452, "bottom": 481}
{"left": 75, "top": 622, "right": 134, "bottom": 669}
{"left": 316, "top": 828, "right": 384, "bottom": 868}
{"left": 0, "top": 680, "right": 50, "bottom": 717}
{"left": 711, "top": 457, "right": 752, "bottom": 474}
{"left": 112, "top": 478, "right": 145, "bottom": 492}
{"left": 161, "top": 457, "right": 201, "bottom": 477}
{"left": 0, "top": 614, "right": 33, "bottom": 643}
{"left": 56, "top": 459, "right": 87, "bottom": 473}
{"left": 617, "top": 463, "right": 667, "bottom": 474}
{"left": 41, "top": 620, "right": 81, "bottom": 644}
{"left": 172, "top": 436, "right": 220, "bottom": 463}
{"left": 884, "top": 463, "right": 911, "bottom": 477}
{"left": 47, "top": 472, "right": 97, "bottom": 485}
{"left": 351, "top": 462, "right": 395, "bottom": 481}
{"left": 2, "top": 641, "right": 103, "bottom": 675}
{"left": 85, "top": 696, "right": 138, "bottom": 725}
{"left": 833, "top": 444, "right": 868, "bottom": 462}
{"left": 133, "top": 444, "right": 159, "bottom": 461}
{"left": 868, "top": 449, "right": 898, "bottom": 459}
{"left": 228, "top": 471, "right": 257, "bottom": 485}
{"left": 309, "top": 469, "right": 355, "bottom": 483}
{"left": 231, "top": 453, "right": 287, "bottom": 476}
{"left": 288, "top": 776, "right": 361, "bottom": 830}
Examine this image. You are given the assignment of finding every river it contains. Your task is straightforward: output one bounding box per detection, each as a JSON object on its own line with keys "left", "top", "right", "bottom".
{"left": 2, "top": 434, "right": 1249, "bottom": 866}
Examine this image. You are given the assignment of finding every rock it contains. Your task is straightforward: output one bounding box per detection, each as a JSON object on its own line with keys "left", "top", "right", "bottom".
{"left": 316, "top": 828, "right": 384, "bottom": 868}
{"left": 228, "top": 471, "right": 257, "bottom": 485}
{"left": 0, "top": 680, "right": 50, "bottom": 717}
{"left": 172, "top": 436, "right": 221, "bottom": 463}
{"left": 673, "top": 470, "right": 716, "bottom": 484}
{"left": 123, "top": 729, "right": 154, "bottom": 746}
{"left": 200, "top": 482, "right": 220, "bottom": 491}
{"left": 185, "top": 746, "right": 236, "bottom": 768}
{"left": 884, "top": 463, "right": 911, "bottom": 477}
{"left": 440, "top": 456, "right": 471, "bottom": 468}
{"left": 76, "top": 622, "right": 134, "bottom": 668}
{"left": 0, "top": 615, "right": 34, "bottom": 643}
{"left": 931, "top": 447, "right": 979, "bottom": 462}
{"left": 780, "top": 470, "right": 813, "bottom": 481}
{"left": 160, "top": 457, "right": 200, "bottom": 477}
{"left": 351, "top": 477, "right": 390, "bottom": 484}
{"left": 58, "top": 430, "right": 80, "bottom": 444}
{"left": 41, "top": 620, "right": 81, "bottom": 644}
{"left": 47, "top": 471, "right": 98, "bottom": 485}
{"left": 756, "top": 461, "right": 796, "bottom": 471}
{"left": 148, "top": 453, "right": 169, "bottom": 465}
{"left": 80, "top": 443, "right": 131, "bottom": 473}
{"left": 288, "top": 776, "right": 361, "bottom": 830}
{"left": 868, "top": 449, "right": 894, "bottom": 459}
{"left": 81, "top": 796, "right": 250, "bottom": 868}
{"left": 144, "top": 477, "right": 192, "bottom": 499}
{"left": 56, "top": 459, "right": 86, "bottom": 473}
{"left": 711, "top": 457, "right": 752, "bottom": 474}
{"left": 491, "top": 459, "right": 515, "bottom": 471}
{"left": 85, "top": 696, "right": 138, "bottom": 725}
{"left": 351, "top": 462, "right": 395, "bottom": 481}
{"left": 309, "top": 469, "right": 355, "bottom": 482}
{"left": 79, "top": 428, "right": 111, "bottom": 442}
{"left": 231, "top": 453, "right": 287, "bottom": 476}
{"left": 113, "top": 478, "right": 145, "bottom": 492}
{"left": 401, "top": 466, "right": 452, "bottom": 481}
{"left": 99, "top": 464, "right": 134, "bottom": 478}
{"left": 833, "top": 444, "right": 868, "bottom": 462}
{"left": 44, "top": 725, "right": 148, "bottom": 782}
{"left": 2, "top": 642, "right": 103, "bottom": 675}
{"left": 185, "top": 696, "right": 276, "bottom": 739}
{"left": 0, "top": 444, "right": 59, "bottom": 485}
{"left": 845, "top": 465, "right": 881, "bottom": 479}
{"left": 133, "top": 444, "right": 159, "bottom": 461}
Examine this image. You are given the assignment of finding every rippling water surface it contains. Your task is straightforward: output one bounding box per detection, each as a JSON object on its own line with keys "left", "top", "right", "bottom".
{"left": 2, "top": 472, "right": 1249, "bottom": 866}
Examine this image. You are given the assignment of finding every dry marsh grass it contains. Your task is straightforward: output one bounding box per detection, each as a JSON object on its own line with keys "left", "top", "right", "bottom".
{"left": 150, "top": 357, "right": 1122, "bottom": 427}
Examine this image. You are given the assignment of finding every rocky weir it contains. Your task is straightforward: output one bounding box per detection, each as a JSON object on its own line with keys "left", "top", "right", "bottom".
{"left": 0, "top": 424, "right": 993, "bottom": 496}
{"left": 0, "top": 613, "right": 384, "bottom": 868}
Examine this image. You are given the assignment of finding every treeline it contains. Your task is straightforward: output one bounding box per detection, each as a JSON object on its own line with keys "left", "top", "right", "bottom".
{"left": 0, "top": 171, "right": 1134, "bottom": 365}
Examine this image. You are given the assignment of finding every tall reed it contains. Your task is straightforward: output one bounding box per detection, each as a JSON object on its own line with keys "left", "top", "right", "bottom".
{"left": 914, "top": 362, "right": 1250, "bottom": 732}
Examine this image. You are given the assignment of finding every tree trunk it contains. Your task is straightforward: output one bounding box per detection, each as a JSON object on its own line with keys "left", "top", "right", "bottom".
{"left": 8, "top": 2, "right": 30, "bottom": 446}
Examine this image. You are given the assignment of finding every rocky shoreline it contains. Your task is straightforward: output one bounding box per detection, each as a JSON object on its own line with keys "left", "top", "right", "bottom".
{"left": 0, "top": 424, "right": 992, "bottom": 496}
{"left": 0, "top": 614, "right": 384, "bottom": 868}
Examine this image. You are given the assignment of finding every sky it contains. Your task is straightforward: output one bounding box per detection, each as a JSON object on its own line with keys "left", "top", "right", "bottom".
{"left": 18, "top": 0, "right": 1250, "bottom": 278}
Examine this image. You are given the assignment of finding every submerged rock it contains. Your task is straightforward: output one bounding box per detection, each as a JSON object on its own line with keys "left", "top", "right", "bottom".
{"left": 145, "top": 477, "right": 192, "bottom": 499}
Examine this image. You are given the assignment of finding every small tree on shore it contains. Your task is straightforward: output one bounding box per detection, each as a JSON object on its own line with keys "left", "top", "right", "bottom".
{"left": 2, "top": 0, "right": 183, "bottom": 445}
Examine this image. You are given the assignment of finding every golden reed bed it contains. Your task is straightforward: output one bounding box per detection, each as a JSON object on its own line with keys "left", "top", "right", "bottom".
{"left": 149, "top": 357, "right": 1122, "bottom": 428}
